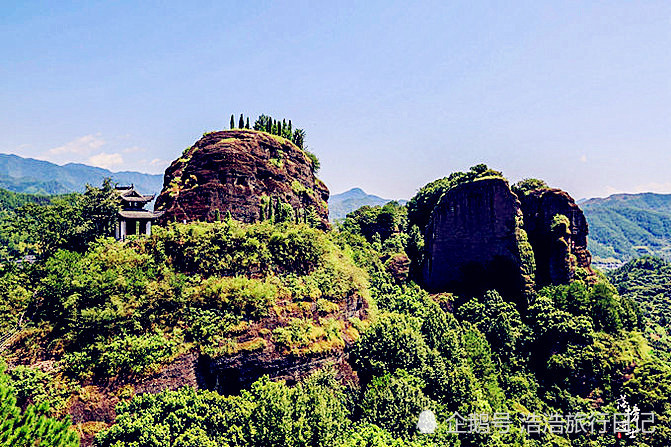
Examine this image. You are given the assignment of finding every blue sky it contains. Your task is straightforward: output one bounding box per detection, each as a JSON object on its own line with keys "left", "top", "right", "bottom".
{"left": 1, "top": 1, "right": 669, "bottom": 200}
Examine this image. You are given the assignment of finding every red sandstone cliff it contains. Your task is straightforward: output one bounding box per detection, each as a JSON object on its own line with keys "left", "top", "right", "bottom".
{"left": 421, "top": 178, "right": 593, "bottom": 299}
{"left": 518, "top": 187, "right": 593, "bottom": 286}
{"left": 155, "top": 130, "right": 329, "bottom": 228}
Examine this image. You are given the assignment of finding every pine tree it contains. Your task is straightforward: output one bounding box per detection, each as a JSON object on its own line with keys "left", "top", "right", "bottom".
{"left": 246, "top": 117, "right": 250, "bottom": 129}
{"left": 266, "top": 117, "right": 272, "bottom": 133}
{"left": 230, "top": 114, "right": 235, "bottom": 129}
{"left": 288, "top": 120, "right": 292, "bottom": 137}
{"left": 0, "top": 369, "right": 79, "bottom": 447}
{"left": 239, "top": 114, "right": 244, "bottom": 128}
{"left": 278, "top": 120, "right": 283, "bottom": 137}
{"left": 292, "top": 128, "right": 305, "bottom": 149}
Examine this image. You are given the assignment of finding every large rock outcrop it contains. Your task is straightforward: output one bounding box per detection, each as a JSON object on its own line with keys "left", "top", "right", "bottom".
{"left": 422, "top": 178, "right": 533, "bottom": 299}
{"left": 518, "top": 188, "right": 593, "bottom": 286}
{"left": 421, "top": 177, "right": 593, "bottom": 299}
{"left": 155, "top": 130, "right": 329, "bottom": 228}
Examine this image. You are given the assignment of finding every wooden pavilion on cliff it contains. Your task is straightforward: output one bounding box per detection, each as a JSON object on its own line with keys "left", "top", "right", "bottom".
{"left": 115, "top": 185, "right": 164, "bottom": 240}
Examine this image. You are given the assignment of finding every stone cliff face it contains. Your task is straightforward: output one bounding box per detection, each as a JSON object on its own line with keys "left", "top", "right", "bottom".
{"left": 421, "top": 178, "right": 593, "bottom": 298}
{"left": 155, "top": 130, "right": 329, "bottom": 228}
{"left": 422, "top": 178, "right": 532, "bottom": 299}
{"left": 518, "top": 188, "right": 593, "bottom": 287}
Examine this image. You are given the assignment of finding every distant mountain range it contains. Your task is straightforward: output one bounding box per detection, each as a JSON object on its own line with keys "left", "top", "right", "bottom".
{"left": 581, "top": 192, "right": 671, "bottom": 266}
{"left": 328, "top": 188, "right": 407, "bottom": 222}
{"left": 0, "top": 153, "right": 164, "bottom": 196}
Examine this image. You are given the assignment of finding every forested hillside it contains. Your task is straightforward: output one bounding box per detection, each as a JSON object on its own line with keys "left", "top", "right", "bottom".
{"left": 0, "top": 187, "right": 51, "bottom": 211}
{"left": 608, "top": 257, "right": 671, "bottom": 357}
{"left": 1, "top": 163, "right": 670, "bottom": 446}
{"left": 582, "top": 193, "right": 671, "bottom": 266}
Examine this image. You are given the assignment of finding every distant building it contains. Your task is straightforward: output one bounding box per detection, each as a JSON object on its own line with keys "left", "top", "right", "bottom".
{"left": 115, "top": 185, "right": 163, "bottom": 240}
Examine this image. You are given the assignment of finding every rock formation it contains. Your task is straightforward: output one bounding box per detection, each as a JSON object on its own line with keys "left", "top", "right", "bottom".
{"left": 421, "top": 177, "right": 593, "bottom": 298}
{"left": 155, "top": 130, "right": 329, "bottom": 228}
{"left": 518, "top": 187, "right": 593, "bottom": 287}
{"left": 421, "top": 178, "right": 533, "bottom": 299}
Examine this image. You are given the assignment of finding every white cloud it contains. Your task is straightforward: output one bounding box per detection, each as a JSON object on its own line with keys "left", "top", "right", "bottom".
{"left": 47, "top": 134, "right": 105, "bottom": 156}
{"left": 87, "top": 152, "right": 124, "bottom": 170}
{"left": 150, "top": 158, "right": 168, "bottom": 167}
{"left": 123, "top": 145, "right": 145, "bottom": 154}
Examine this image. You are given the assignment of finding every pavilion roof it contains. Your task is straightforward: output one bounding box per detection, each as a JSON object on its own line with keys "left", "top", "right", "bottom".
{"left": 118, "top": 210, "right": 164, "bottom": 219}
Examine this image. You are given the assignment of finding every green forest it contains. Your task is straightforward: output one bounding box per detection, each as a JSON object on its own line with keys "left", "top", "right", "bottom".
{"left": 1, "top": 166, "right": 671, "bottom": 446}
{"left": 582, "top": 194, "right": 671, "bottom": 265}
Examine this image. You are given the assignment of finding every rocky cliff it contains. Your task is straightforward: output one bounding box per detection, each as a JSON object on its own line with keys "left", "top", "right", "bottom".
{"left": 422, "top": 178, "right": 533, "bottom": 299}
{"left": 421, "top": 177, "right": 593, "bottom": 298}
{"left": 518, "top": 187, "right": 593, "bottom": 286}
{"left": 155, "top": 130, "right": 329, "bottom": 228}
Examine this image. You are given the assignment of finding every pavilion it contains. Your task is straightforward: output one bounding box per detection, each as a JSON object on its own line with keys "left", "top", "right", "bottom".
{"left": 115, "top": 185, "right": 164, "bottom": 240}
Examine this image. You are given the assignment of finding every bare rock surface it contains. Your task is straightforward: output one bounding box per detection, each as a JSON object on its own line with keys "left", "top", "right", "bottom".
{"left": 155, "top": 130, "right": 329, "bottom": 228}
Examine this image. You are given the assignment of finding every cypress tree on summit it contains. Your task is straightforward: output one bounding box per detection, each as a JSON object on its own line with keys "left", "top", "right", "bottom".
{"left": 246, "top": 117, "right": 250, "bottom": 129}
{"left": 230, "top": 115, "right": 235, "bottom": 129}
{"left": 239, "top": 114, "right": 244, "bottom": 129}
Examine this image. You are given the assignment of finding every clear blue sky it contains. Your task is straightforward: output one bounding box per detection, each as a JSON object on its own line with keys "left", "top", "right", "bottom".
{"left": 1, "top": 1, "right": 669, "bottom": 200}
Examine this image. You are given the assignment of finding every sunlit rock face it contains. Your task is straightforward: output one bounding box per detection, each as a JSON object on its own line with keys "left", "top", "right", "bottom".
{"left": 155, "top": 130, "right": 329, "bottom": 228}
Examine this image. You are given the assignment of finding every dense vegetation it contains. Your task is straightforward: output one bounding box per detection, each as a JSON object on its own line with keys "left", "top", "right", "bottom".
{"left": 608, "top": 257, "right": 671, "bottom": 357}
{"left": 581, "top": 193, "right": 671, "bottom": 265}
{"left": 0, "top": 365, "right": 78, "bottom": 447}
{"left": 2, "top": 173, "right": 671, "bottom": 446}
{"left": 0, "top": 188, "right": 51, "bottom": 212}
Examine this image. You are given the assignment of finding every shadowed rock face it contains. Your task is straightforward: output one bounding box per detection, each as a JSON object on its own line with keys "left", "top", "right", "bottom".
{"left": 155, "top": 130, "right": 329, "bottom": 228}
{"left": 421, "top": 178, "right": 593, "bottom": 298}
{"left": 519, "top": 188, "right": 593, "bottom": 287}
{"left": 421, "top": 178, "right": 529, "bottom": 299}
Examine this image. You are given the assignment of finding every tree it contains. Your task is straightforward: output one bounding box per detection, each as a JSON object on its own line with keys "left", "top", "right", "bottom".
{"left": 230, "top": 114, "right": 235, "bottom": 129}
{"left": 246, "top": 117, "right": 250, "bottom": 129}
{"left": 351, "top": 312, "right": 429, "bottom": 383}
{"left": 360, "top": 370, "right": 432, "bottom": 438}
{"left": 239, "top": 114, "right": 244, "bottom": 129}
{"left": 0, "top": 365, "right": 79, "bottom": 447}
{"left": 292, "top": 128, "right": 305, "bottom": 150}
{"left": 80, "top": 178, "right": 120, "bottom": 241}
